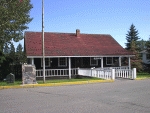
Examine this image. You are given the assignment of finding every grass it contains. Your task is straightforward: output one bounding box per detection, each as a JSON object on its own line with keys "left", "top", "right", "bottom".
{"left": 37, "top": 77, "right": 102, "bottom": 84}
{"left": 0, "top": 80, "right": 22, "bottom": 86}
{"left": 137, "top": 72, "right": 150, "bottom": 78}
{"left": 1, "top": 73, "right": 149, "bottom": 86}
{"left": 0, "top": 77, "right": 103, "bottom": 86}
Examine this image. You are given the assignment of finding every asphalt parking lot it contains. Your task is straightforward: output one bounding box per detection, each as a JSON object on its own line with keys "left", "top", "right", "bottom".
{"left": 0, "top": 79, "right": 150, "bottom": 113}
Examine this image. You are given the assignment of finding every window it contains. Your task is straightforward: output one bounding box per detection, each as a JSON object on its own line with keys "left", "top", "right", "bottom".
{"left": 90, "top": 57, "right": 98, "bottom": 66}
{"left": 146, "top": 54, "right": 150, "bottom": 60}
{"left": 58, "top": 58, "right": 67, "bottom": 67}
{"left": 41, "top": 58, "right": 50, "bottom": 67}
{"left": 106, "top": 57, "right": 113, "bottom": 65}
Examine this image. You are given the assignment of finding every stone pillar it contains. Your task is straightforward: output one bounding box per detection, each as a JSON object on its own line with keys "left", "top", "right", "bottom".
{"left": 69, "top": 57, "right": 71, "bottom": 79}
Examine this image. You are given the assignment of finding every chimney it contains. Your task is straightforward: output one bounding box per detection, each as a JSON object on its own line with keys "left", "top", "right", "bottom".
{"left": 76, "top": 29, "right": 80, "bottom": 37}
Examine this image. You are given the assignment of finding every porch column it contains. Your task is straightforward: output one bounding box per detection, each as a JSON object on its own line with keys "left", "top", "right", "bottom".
{"left": 31, "top": 58, "right": 34, "bottom": 65}
{"left": 119, "top": 57, "right": 121, "bottom": 67}
{"left": 69, "top": 57, "right": 71, "bottom": 79}
{"left": 101, "top": 57, "right": 103, "bottom": 68}
{"left": 128, "top": 57, "right": 131, "bottom": 69}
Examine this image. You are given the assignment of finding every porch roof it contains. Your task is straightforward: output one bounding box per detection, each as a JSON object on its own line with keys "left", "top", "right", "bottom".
{"left": 25, "top": 30, "right": 134, "bottom": 57}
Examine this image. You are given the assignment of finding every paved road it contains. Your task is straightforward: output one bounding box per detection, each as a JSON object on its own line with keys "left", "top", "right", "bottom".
{"left": 0, "top": 79, "right": 150, "bottom": 113}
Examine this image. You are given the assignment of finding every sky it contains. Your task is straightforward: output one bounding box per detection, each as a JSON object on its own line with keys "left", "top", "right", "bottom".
{"left": 17, "top": 0, "right": 150, "bottom": 48}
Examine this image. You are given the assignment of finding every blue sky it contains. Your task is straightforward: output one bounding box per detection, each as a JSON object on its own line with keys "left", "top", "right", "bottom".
{"left": 17, "top": 0, "right": 150, "bottom": 48}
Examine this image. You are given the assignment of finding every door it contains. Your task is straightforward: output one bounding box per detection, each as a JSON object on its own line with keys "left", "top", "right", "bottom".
{"left": 75, "top": 58, "right": 81, "bottom": 68}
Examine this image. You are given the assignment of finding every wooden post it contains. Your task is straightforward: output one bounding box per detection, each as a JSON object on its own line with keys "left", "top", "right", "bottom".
{"left": 111, "top": 69, "right": 115, "bottom": 80}
{"left": 69, "top": 57, "right": 71, "bottom": 79}
{"left": 132, "top": 68, "right": 136, "bottom": 80}
{"left": 101, "top": 57, "right": 103, "bottom": 68}
{"left": 42, "top": 0, "right": 45, "bottom": 83}
{"left": 128, "top": 57, "right": 131, "bottom": 70}
{"left": 31, "top": 58, "right": 34, "bottom": 65}
{"left": 119, "top": 57, "right": 121, "bottom": 67}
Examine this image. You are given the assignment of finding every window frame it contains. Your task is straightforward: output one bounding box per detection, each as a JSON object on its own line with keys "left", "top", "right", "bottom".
{"left": 106, "top": 57, "right": 113, "bottom": 65}
{"left": 41, "top": 58, "right": 51, "bottom": 67}
{"left": 58, "top": 58, "right": 67, "bottom": 67}
{"left": 90, "top": 57, "right": 98, "bottom": 66}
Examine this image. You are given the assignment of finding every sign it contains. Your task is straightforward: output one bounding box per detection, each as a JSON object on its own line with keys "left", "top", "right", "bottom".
{"left": 94, "top": 57, "right": 101, "bottom": 60}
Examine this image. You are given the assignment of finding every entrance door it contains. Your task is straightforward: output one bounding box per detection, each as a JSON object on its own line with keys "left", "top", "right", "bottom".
{"left": 75, "top": 58, "right": 81, "bottom": 68}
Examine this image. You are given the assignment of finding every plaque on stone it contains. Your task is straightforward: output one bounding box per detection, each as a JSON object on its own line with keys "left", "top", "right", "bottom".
{"left": 22, "top": 64, "right": 37, "bottom": 84}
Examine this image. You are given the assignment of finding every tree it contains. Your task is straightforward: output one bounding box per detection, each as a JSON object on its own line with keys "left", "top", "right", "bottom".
{"left": 3, "top": 43, "right": 10, "bottom": 54}
{"left": 136, "top": 39, "right": 147, "bottom": 52}
{"left": 126, "top": 24, "right": 140, "bottom": 50}
{"left": 9, "top": 43, "right": 16, "bottom": 64}
{"left": 146, "top": 38, "right": 150, "bottom": 55}
{"left": 130, "top": 40, "right": 143, "bottom": 72}
{"left": 16, "top": 43, "right": 23, "bottom": 53}
{"left": 16, "top": 43, "right": 26, "bottom": 64}
{"left": 0, "top": 0, "right": 33, "bottom": 63}
{"left": 10, "top": 43, "right": 15, "bottom": 55}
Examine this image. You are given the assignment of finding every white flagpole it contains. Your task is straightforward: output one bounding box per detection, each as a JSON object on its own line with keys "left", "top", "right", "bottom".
{"left": 42, "top": 0, "right": 45, "bottom": 83}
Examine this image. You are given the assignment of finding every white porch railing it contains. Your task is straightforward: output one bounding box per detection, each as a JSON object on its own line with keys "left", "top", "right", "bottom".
{"left": 92, "top": 69, "right": 112, "bottom": 80}
{"left": 78, "top": 68, "right": 113, "bottom": 80}
{"left": 115, "top": 68, "right": 136, "bottom": 79}
{"left": 95, "top": 66, "right": 129, "bottom": 70}
{"left": 78, "top": 67, "right": 136, "bottom": 80}
{"left": 36, "top": 68, "right": 78, "bottom": 77}
{"left": 36, "top": 67, "right": 136, "bottom": 80}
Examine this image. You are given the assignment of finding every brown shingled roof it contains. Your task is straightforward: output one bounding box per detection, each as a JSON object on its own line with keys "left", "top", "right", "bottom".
{"left": 24, "top": 30, "right": 133, "bottom": 57}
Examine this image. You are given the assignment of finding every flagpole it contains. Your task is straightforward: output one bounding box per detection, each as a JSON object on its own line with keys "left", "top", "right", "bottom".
{"left": 42, "top": 0, "right": 45, "bottom": 83}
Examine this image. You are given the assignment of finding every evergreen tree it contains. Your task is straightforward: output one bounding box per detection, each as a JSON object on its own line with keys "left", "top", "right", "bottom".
{"left": 16, "top": 43, "right": 23, "bottom": 53}
{"left": 0, "top": 0, "right": 33, "bottom": 63}
{"left": 130, "top": 40, "right": 143, "bottom": 72}
{"left": 126, "top": 24, "right": 140, "bottom": 50}
{"left": 3, "top": 43, "right": 10, "bottom": 54}
{"left": 146, "top": 38, "right": 150, "bottom": 72}
{"left": 9, "top": 43, "right": 16, "bottom": 64}
{"left": 136, "top": 39, "right": 147, "bottom": 52}
{"left": 146, "top": 38, "right": 150, "bottom": 55}
{"left": 16, "top": 43, "right": 26, "bottom": 64}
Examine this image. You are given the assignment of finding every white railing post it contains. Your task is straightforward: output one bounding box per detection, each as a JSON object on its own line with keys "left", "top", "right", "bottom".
{"left": 132, "top": 68, "right": 136, "bottom": 80}
{"left": 68, "top": 57, "right": 71, "bottom": 79}
{"left": 111, "top": 69, "right": 115, "bottom": 80}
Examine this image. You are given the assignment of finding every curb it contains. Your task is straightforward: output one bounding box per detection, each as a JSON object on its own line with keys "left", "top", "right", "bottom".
{"left": 136, "top": 78, "right": 150, "bottom": 80}
{"left": 0, "top": 80, "right": 114, "bottom": 90}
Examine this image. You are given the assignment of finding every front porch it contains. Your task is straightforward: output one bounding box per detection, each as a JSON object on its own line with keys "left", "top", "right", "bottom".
{"left": 28, "top": 56, "right": 133, "bottom": 79}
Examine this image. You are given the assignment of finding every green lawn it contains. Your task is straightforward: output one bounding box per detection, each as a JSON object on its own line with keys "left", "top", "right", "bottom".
{"left": 0, "top": 77, "right": 102, "bottom": 86}
{"left": 137, "top": 72, "right": 150, "bottom": 78}
{"left": 1, "top": 73, "right": 149, "bottom": 86}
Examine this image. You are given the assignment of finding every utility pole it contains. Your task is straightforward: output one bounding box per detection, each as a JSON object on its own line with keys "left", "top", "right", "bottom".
{"left": 42, "top": 0, "right": 45, "bottom": 83}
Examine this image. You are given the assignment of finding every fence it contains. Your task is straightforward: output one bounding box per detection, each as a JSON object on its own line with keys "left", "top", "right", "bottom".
{"left": 36, "top": 68, "right": 136, "bottom": 80}
{"left": 78, "top": 68, "right": 114, "bottom": 80}
{"left": 78, "top": 68, "right": 136, "bottom": 80}
{"left": 115, "top": 68, "right": 136, "bottom": 79}
{"left": 36, "top": 68, "right": 78, "bottom": 77}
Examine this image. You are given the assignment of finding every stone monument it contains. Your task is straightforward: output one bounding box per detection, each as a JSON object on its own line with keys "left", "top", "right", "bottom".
{"left": 22, "top": 64, "right": 37, "bottom": 84}
{"left": 6, "top": 73, "right": 15, "bottom": 83}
